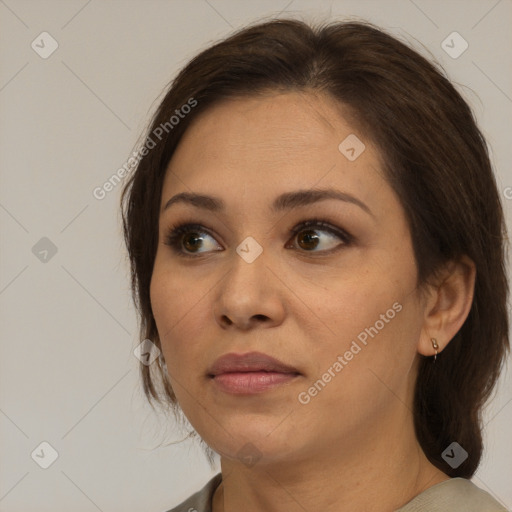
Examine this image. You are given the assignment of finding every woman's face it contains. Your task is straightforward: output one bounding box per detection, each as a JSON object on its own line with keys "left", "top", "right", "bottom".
{"left": 150, "top": 91, "right": 427, "bottom": 465}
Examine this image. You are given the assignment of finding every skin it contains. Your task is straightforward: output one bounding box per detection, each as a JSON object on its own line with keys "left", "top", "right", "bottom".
{"left": 150, "top": 91, "right": 476, "bottom": 512}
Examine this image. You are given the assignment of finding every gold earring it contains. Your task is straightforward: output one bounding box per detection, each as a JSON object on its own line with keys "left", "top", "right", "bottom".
{"left": 431, "top": 338, "right": 439, "bottom": 362}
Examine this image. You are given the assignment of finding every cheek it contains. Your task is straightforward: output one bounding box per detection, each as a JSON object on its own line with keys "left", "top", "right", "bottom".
{"left": 300, "top": 254, "right": 420, "bottom": 390}
{"left": 149, "top": 263, "right": 211, "bottom": 367}
{"left": 316, "top": 294, "right": 421, "bottom": 405}
{"left": 149, "top": 265, "right": 176, "bottom": 335}
{"left": 303, "top": 257, "right": 414, "bottom": 347}
{"left": 295, "top": 303, "right": 421, "bottom": 438}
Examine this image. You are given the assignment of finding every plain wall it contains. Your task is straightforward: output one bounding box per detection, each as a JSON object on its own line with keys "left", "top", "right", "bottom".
{"left": 0, "top": 1, "right": 511, "bottom": 511}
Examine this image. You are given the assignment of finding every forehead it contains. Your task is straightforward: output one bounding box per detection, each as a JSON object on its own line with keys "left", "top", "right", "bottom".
{"left": 171, "top": 91, "right": 365, "bottom": 163}
{"left": 162, "top": 91, "right": 390, "bottom": 210}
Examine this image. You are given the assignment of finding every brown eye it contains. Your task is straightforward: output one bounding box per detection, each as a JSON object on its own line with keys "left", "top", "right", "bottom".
{"left": 164, "top": 223, "right": 223, "bottom": 256}
{"left": 296, "top": 230, "right": 321, "bottom": 250}
{"left": 182, "top": 232, "right": 205, "bottom": 252}
{"left": 287, "top": 220, "right": 352, "bottom": 253}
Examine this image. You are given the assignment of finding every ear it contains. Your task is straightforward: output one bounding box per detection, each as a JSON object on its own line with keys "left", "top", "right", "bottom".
{"left": 417, "top": 255, "right": 476, "bottom": 357}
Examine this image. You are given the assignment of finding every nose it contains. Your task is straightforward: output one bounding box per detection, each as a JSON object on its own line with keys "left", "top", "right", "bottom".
{"left": 212, "top": 249, "right": 286, "bottom": 331}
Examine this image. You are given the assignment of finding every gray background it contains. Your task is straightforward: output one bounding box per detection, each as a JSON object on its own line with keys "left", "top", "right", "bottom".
{"left": 0, "top": 1, "right": 511, "bottom": 511}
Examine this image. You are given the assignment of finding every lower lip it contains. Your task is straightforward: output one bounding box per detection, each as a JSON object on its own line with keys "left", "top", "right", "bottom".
{"left": 211, "top": 371, "right": 299, "bottom": 394}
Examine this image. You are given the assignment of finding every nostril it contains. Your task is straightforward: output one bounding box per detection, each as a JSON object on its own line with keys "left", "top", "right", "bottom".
{"left": 221, "top": 315, "right": 233, "bottom": 326}
{"left": 218, "top": 313, "right": 271, "bottom": 328}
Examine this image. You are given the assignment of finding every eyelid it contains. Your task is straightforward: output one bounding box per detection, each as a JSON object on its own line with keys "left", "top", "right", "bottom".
{"left": 164, "top": 222, "right": 222, "bottom": 258}
{"left": 288, "top": 219, "right": 353, "bottom": 243}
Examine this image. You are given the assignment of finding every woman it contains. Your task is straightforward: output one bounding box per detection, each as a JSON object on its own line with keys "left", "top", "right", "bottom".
{"left": 121, "top": 18, "right": 509, "bottom": 512}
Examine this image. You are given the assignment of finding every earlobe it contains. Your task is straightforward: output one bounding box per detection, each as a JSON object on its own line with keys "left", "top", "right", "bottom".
{"left": 417, "top": 255, "right": 476, "bottom": 358}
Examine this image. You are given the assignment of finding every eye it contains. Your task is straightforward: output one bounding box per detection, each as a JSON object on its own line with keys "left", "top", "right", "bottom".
{"left": 286, "top": 219, "right": 352, "bottom": 253}
{"left": 164, "top": 223, "right": 222, "bottom": 257}
{"left": 164, "top": 218, "right": 352, "bottom": 258}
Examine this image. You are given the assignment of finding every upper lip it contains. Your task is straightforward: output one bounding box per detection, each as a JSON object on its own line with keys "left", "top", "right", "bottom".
{"left": 208, "top": 351, "right": 300, "bottom": 376}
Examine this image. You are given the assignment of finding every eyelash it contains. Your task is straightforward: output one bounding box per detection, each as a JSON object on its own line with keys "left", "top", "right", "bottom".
{"left": 163, "top": 218, "right": 354, "bottom": 258}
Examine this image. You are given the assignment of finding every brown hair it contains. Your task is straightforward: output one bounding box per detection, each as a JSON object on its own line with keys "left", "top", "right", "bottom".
{"left": 121, "top": 18, "right": 509, "bottom": 477}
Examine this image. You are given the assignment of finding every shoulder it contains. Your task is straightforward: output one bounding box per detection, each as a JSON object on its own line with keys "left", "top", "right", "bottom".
{"left": 396, "top": 478, "right": 509, "bottom": 512}
{"left": 163, "top": 473, "right": 222, "bottom": 512}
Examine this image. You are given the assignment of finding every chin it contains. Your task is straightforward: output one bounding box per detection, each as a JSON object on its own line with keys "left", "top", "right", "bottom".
{"left": 195, "top": 419, "right": 304, "bottom": 467}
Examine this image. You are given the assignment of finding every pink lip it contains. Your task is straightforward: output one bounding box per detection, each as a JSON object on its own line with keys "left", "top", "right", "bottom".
{"left": 212, "top": 372, "right": 298, "bottom": 394}
{"left": 208, "top": 352, "right": 301, "bottom": 395}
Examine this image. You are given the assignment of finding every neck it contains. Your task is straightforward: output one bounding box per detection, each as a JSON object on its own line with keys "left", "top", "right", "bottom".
{"left": 212, "top": 405, "right": 449, "bottom": 512}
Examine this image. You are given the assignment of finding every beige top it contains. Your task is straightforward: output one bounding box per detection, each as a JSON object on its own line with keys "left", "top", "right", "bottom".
{"left": 165, "top": 473, "right": 509, "bottom": 512}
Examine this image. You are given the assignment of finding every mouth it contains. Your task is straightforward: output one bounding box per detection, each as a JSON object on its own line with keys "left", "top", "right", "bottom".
{"left": 208, "top": 351, "right": 301, "bottom": 395}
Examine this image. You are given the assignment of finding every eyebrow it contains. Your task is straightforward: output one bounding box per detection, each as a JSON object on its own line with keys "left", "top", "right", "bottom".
{"left": 162, "top": 188, "right": 374, "bottom": 218}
